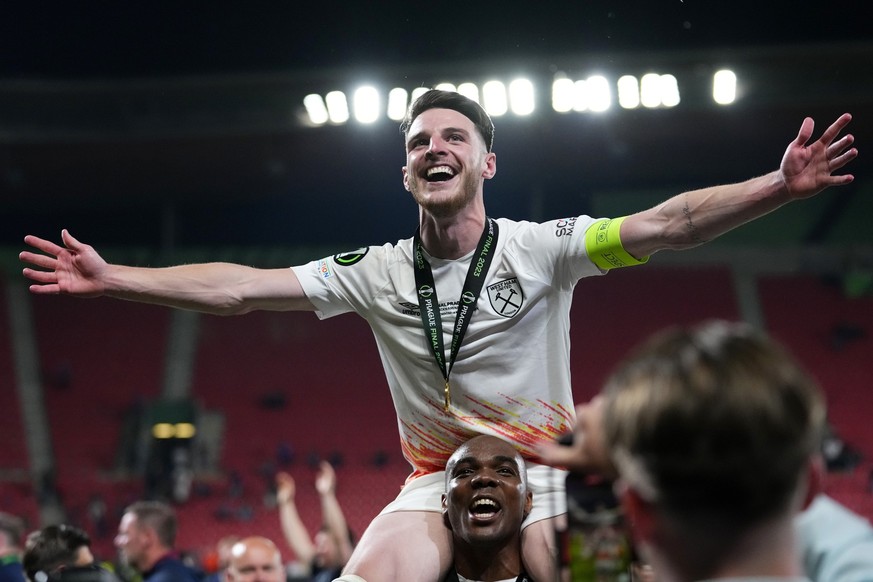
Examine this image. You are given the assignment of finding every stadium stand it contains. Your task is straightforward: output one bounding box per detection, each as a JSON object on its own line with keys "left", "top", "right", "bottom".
{"left": 758, "top": 273, "right": 873, "bottom": 518}
{"left": 4, "top": 263, "right": 872, "bottom": 563}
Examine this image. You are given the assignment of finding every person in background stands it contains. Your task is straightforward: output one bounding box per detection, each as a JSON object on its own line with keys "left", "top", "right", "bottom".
{"left": 225, "top": 537, "right": 284, "bottom": 582}
{"left": 204, "top": 535, "right": 241, "bottom": 582}
{"left": 276, "top": 461, "right": 353, "bottom": 582}
{"left": 114, "top": 501, "right": 201, "bottom": 582}
{"left": 23, "top": 525, "right": 95, "bottom": 582}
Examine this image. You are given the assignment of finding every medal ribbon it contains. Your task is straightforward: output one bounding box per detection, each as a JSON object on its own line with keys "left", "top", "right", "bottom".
{"left": 413, "top": 218, "right": 499, "bottom": 410}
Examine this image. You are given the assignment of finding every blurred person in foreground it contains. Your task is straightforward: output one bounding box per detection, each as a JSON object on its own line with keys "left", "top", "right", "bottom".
{"left": 276, "top": 462, "right": 353, "bottom": 582}
{"left": 225, "top": 537, "right": 284, "bottom": 582}
{"left": 541, "top": 320, "right": 830, "bottom": 581}
{"left": 442, "top": 435, "right": 533, "bottom": 582}
{"left": 114, "top": 501, "right": 201, "bottom": 582}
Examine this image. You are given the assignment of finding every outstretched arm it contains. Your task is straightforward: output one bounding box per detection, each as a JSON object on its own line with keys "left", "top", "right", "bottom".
{"left": 276, "top": 471, "right": 317, "bottom": 568}
{"left": 621, "top": 113, "right": 857, "bottom": 259}
{"left": 20, "top": 229, "right": 314, "bottom": 315}
{"left": 315, "top": 461, "right": 355, "bottom": 565}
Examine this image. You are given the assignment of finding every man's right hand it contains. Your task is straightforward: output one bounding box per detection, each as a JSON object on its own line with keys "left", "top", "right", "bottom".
{"left": 20, "top": 229, "right": 108, "bottom": 297}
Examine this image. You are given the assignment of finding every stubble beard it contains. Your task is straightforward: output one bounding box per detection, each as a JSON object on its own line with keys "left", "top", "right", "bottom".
{"left": 410, "top": 170, "right": 480, "bottom": 218}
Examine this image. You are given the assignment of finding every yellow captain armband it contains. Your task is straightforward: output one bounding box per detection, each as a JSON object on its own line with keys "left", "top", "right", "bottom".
{"left": 584, "top": 216, "right": 650, "bottom": 270}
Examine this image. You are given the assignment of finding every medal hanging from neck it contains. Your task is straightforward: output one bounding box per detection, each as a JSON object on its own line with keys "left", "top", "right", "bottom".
{"left": 413, "top": 218, "right": 498, "bottom": 411}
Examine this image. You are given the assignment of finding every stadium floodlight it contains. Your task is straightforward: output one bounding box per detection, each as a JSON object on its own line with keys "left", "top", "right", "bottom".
{"left": 618, "top": 75, "right": 641, "bottom": 109}
{"left": 353, "top": 85, "right": 380, "bottom": 124}
{"left": 640, "top": 73, "right": 681, "bottom": 108}
{"left": 387, "top": 87, "right": 409, "bottom": 121}
{"left": 640, "top": 73, "right": 662, "bottom": 108}
{"left": 660, "top": 74, "right": 680, "bottom": 107}
{"left": 587, "top": 75, "right": 611, "bottom": 112}
{"left": 303, "top": 93, "right": 329, "bottom": 125}
{"left": 325, "top": 91, "right": 350, "bottom": 124}
{"left": 457, "top": 82, "right": 480, "bottom": 103}
{"left": 572, "top": 80, "right": 591, "bottom": 112}
{"left": 482, "top": 80, "right": 508, "bottom": 116}
{"left": 508, "top": 78, "right": 535, "bottom": 116}
{"left": 552, "top": 77, "right": 575, "bottom": 113}
{"left": 435, "top": 82, "right": 457, "bottom": 93}
{"left": 713, "top": 69, "right": 737, "bottom": 105}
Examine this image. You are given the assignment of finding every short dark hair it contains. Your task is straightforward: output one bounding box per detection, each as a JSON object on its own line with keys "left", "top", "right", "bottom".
{"left": 399, "top": 89, "right": 495, "bottom": 152}
{"left": 124, "top": 501, "right": 177, "bottom": 549}
{"left": 23, "top": 524, "right": 91, "bottom": 582}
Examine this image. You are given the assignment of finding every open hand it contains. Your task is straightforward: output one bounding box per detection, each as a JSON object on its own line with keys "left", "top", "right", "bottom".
{"left": 20, "top": 230, "right": 108, "bottom": 297}
{"left": 781, "top": 113, "right": 857, "bottom": 200}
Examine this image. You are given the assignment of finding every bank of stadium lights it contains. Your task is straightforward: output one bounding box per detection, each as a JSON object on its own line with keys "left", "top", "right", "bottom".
{"left": 552, "top": 75, "right": 612, "bottom": 112}
{"left": 302, "top": 69, "right": 736, "bottom": 126}
{"left": 432, "top": 79, "right": 533, "bottom": 117}
{"left": 305, "top": 79, "right": 531, "bottom": 125}
{"left": 152, "top": 422, "right": 196, "bottom": 439}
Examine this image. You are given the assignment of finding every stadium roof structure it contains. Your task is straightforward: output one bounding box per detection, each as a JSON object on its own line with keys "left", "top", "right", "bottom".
{"left": 1, "top": 2, "right": 871, "bottom": 255}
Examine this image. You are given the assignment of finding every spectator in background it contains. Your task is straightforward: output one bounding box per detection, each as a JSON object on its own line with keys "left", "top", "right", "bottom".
{"left": 204, "top": 536, "right": 240, "bottom": 582}
{"left": 23, "top": 525, "right": 94, "bottom": 581}
{"left": 442, "top": 435, "right": 533, "bottom": 582}
{"left": 0, "top": 512, "right": 25, "bottom": 582}
{"left": 542, "top": 320, "right": 830, "bottom": 581}
{"left": 114, "top": 501, "right": 201, "bottom": 582}
{"left": 225, "top": 537, "right": 284, "bottom": 582}
{"left": 276, "top": 462, "right": 353, "bottom": 582}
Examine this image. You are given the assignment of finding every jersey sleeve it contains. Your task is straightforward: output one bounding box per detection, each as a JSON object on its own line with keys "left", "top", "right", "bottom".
{"left": 502, "top": 215, "right": 607, "bottom": 291}
{"left": 291, "top": 244, "right": 390, "bottom": 320}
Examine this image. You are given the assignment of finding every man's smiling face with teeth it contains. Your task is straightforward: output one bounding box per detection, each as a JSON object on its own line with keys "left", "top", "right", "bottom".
{"left": 427, "top": 165, "right": 456, "bottom": 181}
{"left": 442, "top": 435, "right": 532, "bottom": 548}
{"left": 402, "top": 108, "right": 496, "bottom": 217}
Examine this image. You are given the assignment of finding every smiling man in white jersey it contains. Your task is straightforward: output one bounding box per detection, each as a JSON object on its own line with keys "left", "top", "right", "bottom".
{"left": 21, "top": 89, "right": 857, "bottom": 581}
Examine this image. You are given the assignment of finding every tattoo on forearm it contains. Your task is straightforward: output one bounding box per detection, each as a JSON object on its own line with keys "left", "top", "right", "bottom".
{"left": 682, "top": 199, "right": 703, "bottom": 244}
